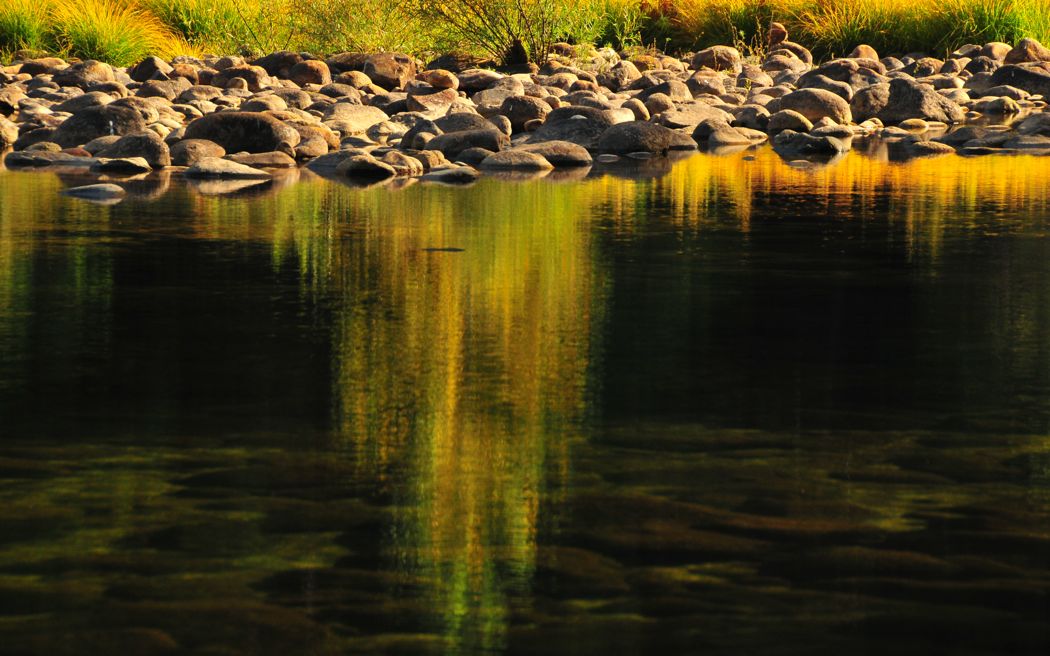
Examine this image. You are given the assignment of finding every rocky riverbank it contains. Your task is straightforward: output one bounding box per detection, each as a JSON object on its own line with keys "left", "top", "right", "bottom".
{"left": 7, "top": 26, "right": 1050, "bottom": 197}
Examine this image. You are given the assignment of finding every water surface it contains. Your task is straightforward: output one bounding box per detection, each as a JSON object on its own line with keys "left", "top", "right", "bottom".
{"left": 1, "top": 149, "right": 1049, "bottom": 655}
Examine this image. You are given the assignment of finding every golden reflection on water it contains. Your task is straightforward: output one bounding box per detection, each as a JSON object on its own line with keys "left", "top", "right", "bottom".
{"left": 5, "top": 148, "right": 1050, "bottom": 650}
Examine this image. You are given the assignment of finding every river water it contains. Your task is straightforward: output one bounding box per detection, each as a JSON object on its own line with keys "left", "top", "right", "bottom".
{"left": 1, "top": 149, "right": 1048, "bottom": 655}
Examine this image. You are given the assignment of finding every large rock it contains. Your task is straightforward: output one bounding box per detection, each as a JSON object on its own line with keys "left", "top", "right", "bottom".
{"left": 170, "top": 139, "right": 226, "bottom": 166}
{"left": 772, "top": 129, "right": 848, "bottom": 157}
{"left": 322, "top": 103, "right": 389, "bottom": 135}
{"left": 529, "top": 107, "right": 616, "bottom": 149}
{"left": 779, "top": 88, "right": 852, "bottom": 124}
{"left": 128, "top": 56, "right": 174, "bottom": 83}
{"left": 362, "top": 53, "right": 416, "bottom": 90}
{"left": 51, "top": 105, "right": 148, "bottom": 148}
{"left": 863, "top": 77, "right": 966, "bottom": 124}
{"left": 406, "top": 88, "right": 459, "bottom": 115}
{"left": 184, "top": 112, "right": 300, "bottom": 154}
{"left": 184, "top": 157, "right": 271, "bottom": 179}
{"left": 691, "top": 46, "right": 743, "bottom": 73}
{"left": 988, "top": 64, "right": 1050, "bottom": 97}
{"left": 516, "top": 140, "right": 592, "bottom": 167}
{"left": 655, "top": 102, "right": 734, "bottom": 129}
{"left": 289, "top": 60, "right": 331, "bottom": 86}
{"left": 499, "top": 95, "right": 551, "bottom": 132}
{"left": 52, "top": 60, "right": 114, "bottom": 87}
{"left": 96, "top": 131, "right": 171, "bottom": 168}
{"left": 211, "top": 66, "right": 271, "bottom": 92}
{"left": 1, "top": 117, "right": 19, "bottom": 150}
{"left": 478, "top": 150, "right": 554, "bottom": 171}
{"left": 252, "top": 51, "right": 304, "bottom": 78}
{"left": 1004, "top": 38, "right": 1050, "bottom": 64}
{"left": 336, "top": 154, "right": 397, "bottom": 179}
{"left": 596, "top": 121, "right": 696, "bottom": 154}
{"left": 424, "top": 129, "right": 507, "bottom": 159}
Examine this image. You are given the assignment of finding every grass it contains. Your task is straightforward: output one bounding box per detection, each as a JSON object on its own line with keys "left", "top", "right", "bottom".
{"left": 7, "top": 0, "right": 1050, "bottom": 66}
{"left": 0, "top": 0, "right": 53, "bottom": 56}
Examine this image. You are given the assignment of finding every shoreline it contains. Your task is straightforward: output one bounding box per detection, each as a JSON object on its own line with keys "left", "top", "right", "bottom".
{"left": 6, "top": 30, "right": 1050, "bottom": 199}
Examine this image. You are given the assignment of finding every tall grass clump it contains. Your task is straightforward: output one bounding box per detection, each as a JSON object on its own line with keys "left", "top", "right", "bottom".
{"left": 410, "top": 0, "right": 623, "bottom": 63}
{"left": 0, "top": 0, "right": 53, "bottom": 56}
{"left": 668, "top": 0, "right": 803, "bottom": 52}
{"left": 296, "top": 0, "right": 435, "bottom": 55}
{"left": 792, "top": 0, "right": 936, "bottom": 58}
{"left": 144, "top": 0, "right": 299, "bottom": 55}
{"left": 49, "top": 0, "right": 190, "bottom": 65}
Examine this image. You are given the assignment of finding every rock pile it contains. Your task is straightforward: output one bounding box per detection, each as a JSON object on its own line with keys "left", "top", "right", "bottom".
{"left": 4, "top": 30, "right": 1050, "bottom": 194}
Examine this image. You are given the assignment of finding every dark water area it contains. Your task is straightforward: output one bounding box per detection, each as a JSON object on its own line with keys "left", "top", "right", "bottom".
{"left": 0, "top": 149, "right": 1048, "bottom": 655}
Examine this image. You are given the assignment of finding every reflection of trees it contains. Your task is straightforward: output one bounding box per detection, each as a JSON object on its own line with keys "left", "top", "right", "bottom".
{"left": 320, "top": 182, "right": 607, "bottom": 653}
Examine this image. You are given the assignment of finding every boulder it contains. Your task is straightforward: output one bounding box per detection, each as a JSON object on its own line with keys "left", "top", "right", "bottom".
{"left": 51, "top": 105, "right": 148, "bottom": 148}
{"left": 499, "top": 95, "right": 551, "bottom": 132}
{"left": 289, "top": 60, "right": 331, "bottom": 86}
{"left": 336, "top": 154, "right": 398, "bottom": 179}
{"left": 779, "top": 88, "right": 852, "bottom": 124}
{"left": 184, "top": 112, "right": 300, "bottom": 154}
{"left": 478, "top": 150, "right": 554, "bottom": 171}
{"left": 96, "top": 131, "right": 171, "bottom": 168}
{"left": 988, "top": 64, "right": 1050, "bottom": 97}
{"left": 363, "top": 53, "right": 416, "bottom": 90}
{"left": 90, "top": 157, "right": 152, "bottom": 174}
{"left": 226, "top": 151, "right": 297, "bottom": 168}
{"left": 655, "top": 102, "right": 734, "bottom": 130}
{"left": 877, "top": 77, "right": 966, "bottom": 124}
{"left": 128, "top": 56, "right": 174, "bottom": 83}
{"left": 1005, "top": 38, "right": 1050, "bottom": 64}
{"left": 322, "top": 103, "right": 389, "bottom": 134}
{"left": 184, "top": 157, "right": 272, "bottom": 179}
{"left": 516, "top": 140, "right": 592, "bottom": 166}
{"left": 52, "top": 60, "right": 114, "bottom": 87}
{"left": 406, "top": 88, "right": 459, "bottom": 114}
{"left": 211, "top": 66, "right": 271, "bottom": 92}
{"left": 1, "top": 116, "right": 21, "bottom": 150}
{"left": 596, "top": 121, "right": 697, "bottom": 154}
{"left": 54, "top": 91, "right": 113, "bottom": 114}
{"left": 170, "top": 138, "right": 226, "bottom": 166}
{"left": 772, "top": 129, "right": 849, "bottom": 156}
{"left": 252, "top": 51, "right": 304, "bottom": 77}
{"left": 691, "top": 46, "right": 743, "bottom": 73}
{"left": 766, "top": 109, "right": 813, "bottom": 134}
{"left": 424, "top": 128, "right": 507, "bottom": 159}
{"left": 529, "top": 107, "right": 616, "bottom": 149}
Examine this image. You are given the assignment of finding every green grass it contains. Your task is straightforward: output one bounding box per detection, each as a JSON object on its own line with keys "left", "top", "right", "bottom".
{"left": 0, "top": 0, "right": 53, "bottom": 56}
{"left": 8, "top": 0, "right": 1050, "bottom": 66}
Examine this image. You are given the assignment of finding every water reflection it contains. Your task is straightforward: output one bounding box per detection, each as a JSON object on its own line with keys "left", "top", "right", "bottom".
{"left": 1, "top": 148, "right": 1050, "bottom": 653}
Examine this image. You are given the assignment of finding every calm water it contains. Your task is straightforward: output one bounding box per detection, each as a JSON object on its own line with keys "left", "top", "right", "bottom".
{"left": 1, "top": 149, "right": 1049, "bottom": 655}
